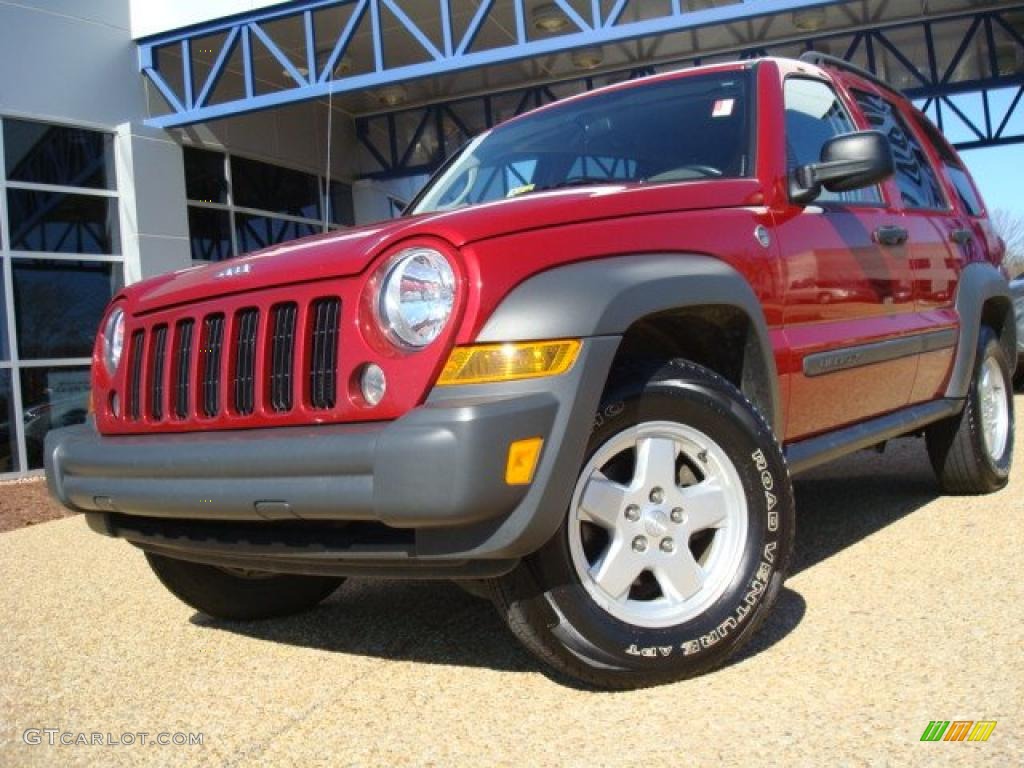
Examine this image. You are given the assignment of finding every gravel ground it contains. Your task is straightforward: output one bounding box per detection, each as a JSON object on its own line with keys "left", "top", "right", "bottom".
{"left": 0, "top": 477, "right": 72, "bottom": 533}
{"left": 1, "top": 402, "right": 1022, "bottom": 768}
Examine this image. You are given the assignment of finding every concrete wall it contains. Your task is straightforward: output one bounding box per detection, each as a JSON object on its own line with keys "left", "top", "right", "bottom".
{"left": 129, "top": 0, "right": 288, "bottom": 40}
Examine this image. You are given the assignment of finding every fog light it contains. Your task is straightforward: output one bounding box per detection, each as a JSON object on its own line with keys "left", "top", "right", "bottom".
{"left": 360, "top": 364, "right": 386, "bottom": 406}
{"left": 506, "top": 437, "right": 544, "bottom": 486}
{"left": 110, "top": 392, "right": 121, "bottom": 418}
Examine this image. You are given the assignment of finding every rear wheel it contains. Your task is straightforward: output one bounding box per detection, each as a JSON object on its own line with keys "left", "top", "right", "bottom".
{"left": 146, "top": 552, "right": 343, "bottom": 621}
{"left": 926, "top": 327, "right": 1014, "bottom": 494}
{"left": 489, "top": 360, "right": 794, "bottom": 689}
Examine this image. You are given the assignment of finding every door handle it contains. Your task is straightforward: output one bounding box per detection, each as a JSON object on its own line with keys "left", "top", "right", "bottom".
{"left": 950, "top": 228, "right": 973, "bottom": 245}
{"left": 874, "top": 225, "right": 909, "bottom": 246}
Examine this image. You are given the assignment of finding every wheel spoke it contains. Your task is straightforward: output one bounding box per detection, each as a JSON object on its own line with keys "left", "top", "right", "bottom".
{"left": 590, "top": 537, "right": 643, "bottom": 599}
{"left": 635, "top": 436, "right": 678, "bottom": 488}
{"left": 579, "top": 472, "right": 629, "bottom": 528}
{"left": 679, "top": 479, "right": 729, "bottom": 531}
{"left": 654, "top": 552, "right": 705, "bottom": 601}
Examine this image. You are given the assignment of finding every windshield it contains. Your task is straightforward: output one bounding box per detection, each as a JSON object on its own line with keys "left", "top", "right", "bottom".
{"left": 409, "top": 70, "right": 752, "bottom": 215}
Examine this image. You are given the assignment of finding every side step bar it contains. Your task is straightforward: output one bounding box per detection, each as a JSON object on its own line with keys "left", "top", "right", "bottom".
{"left": 785, "top": 399, "right": 964, "bottom": 476}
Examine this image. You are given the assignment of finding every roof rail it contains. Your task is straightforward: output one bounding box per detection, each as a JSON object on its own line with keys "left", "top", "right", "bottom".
{"left": 798, "top": 51, "right": 900, "bottom": 95}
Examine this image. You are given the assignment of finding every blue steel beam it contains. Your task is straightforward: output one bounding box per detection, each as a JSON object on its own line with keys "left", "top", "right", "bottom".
{"left": 354, "top": 6, "right": 1024, "bottom": 178}
{"left": 139, "top": 0, "right": 843, "bottom": 127}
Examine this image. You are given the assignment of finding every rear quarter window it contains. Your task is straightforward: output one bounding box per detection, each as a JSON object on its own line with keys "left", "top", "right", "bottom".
{"left": 912, "top": 111, "right": 985, "bottom": 216}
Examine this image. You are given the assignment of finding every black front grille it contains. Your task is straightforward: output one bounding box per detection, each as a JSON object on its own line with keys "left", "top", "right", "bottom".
{"left": 129, "top": 330, "right": 145, "bottom": 421}
{"left": 233, "top": 309, "right": 259, "bottom": 416}
{"left": 149, "top": 325, "right": 168, "bottom": 420}
{"left": 201, "top": 314, "right": 225, "bottom": 418}
{"left": 309, "top": 298, "right": 341, "bottom": 410}
{"left": 173, "top": 319, "right": 194, "bottom": 419}
{"left": 269, "top": 303, "right": 297, "bottom": 412}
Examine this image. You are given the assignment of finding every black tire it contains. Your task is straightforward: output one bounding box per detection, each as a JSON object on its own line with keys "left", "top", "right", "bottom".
{"left": 1013, "top": 356, "right": 1024, "bottom": 393}
{"left": 489, "top": 360, "right": 795, "bottom": 689}
{"left": 146, "top": 552, "right": 343, "bottom": 621}
{"left": 926, "top": 327, "right": 1014, "bottom": 495}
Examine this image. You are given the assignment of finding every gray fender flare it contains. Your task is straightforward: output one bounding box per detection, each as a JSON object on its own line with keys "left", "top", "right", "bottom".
{"left": 946, "top": 262, "right": 1016, "bottom": 399}
{"left": 477, "top": 253, "right": 782, "bottom": 433}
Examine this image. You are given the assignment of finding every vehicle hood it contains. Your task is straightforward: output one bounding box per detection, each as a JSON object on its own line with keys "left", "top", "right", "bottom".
{"left": 125, "top": 179, "right": 761, "bottom": 313}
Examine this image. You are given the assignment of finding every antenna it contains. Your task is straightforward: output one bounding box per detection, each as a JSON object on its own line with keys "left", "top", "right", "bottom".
{"left": 324, "top": 86, "right": 334, "bottom": 233}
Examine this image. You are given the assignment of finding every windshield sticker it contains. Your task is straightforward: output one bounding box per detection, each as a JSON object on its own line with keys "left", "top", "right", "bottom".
{"left": 712, "top": 98, "right": 735, "bottom": 118}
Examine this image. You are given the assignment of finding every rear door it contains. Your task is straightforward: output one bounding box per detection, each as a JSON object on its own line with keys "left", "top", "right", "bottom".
{"left": 848, "top": 89, "right": 961, "bottom": 404}
{"left": 774, "top": 75, "right": 917, "bottom": 440}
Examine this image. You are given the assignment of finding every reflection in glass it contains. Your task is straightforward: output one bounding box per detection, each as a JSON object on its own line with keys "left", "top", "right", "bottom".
{"left": 235, "top": 214, "right": 319, "bottom": 255}
{"left": 3, "top": 119, "right": 114, "bottom": 189}
{"left": 13, "top": 260, "right": 123, "bottom": 359}
{"left": 0, "top": 370, "right": 17, "bottom": 473}
{"left": 184, "top": 147, "right": 228, "bottom": 204}
{"left": 20, "top": 366, "right": 90, "bottom": 469}
{"left": 188, "top": 206, "right": 233, "bottom": 261}
{"left": 7, "top": 189, "right": 120, "bottom": 254}
{"left": 231, "top": 156, "right": 321, "bottom": 219}
{"left": 328, "top": 181, "right": 355, "bottom": 226}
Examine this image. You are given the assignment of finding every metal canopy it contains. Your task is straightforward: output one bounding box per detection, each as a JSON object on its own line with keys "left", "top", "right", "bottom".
{"left": 139, "top": 0, "right": 844, "bottom": 127}
{"left": 352, "top": 3, "right": 1024, "bottom": 178}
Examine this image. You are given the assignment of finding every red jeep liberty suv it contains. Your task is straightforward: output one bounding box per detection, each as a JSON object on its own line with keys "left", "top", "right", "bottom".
{"left": 46, "top": 54, "right": 1015, "bottom": 689}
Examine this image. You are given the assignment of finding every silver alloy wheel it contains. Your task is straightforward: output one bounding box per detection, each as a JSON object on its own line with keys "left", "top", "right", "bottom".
{"left": 979, "top": 354, "right": 1010, "bottom": 461}
{"left": 568, "top": 421, "right": 748, "bottom": 628}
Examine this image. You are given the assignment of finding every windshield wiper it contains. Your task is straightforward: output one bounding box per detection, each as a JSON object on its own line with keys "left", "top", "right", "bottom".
{"left": 528, "top": 176, "right": 632, "bottom": 194}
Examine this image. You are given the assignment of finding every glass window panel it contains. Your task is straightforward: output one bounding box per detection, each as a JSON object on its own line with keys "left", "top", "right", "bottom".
{"left": 235, "top": 214, "right": 319, "bottom": 255}
{"left": 20, "top": 366, "right": 90, "bottom": 470}
{"left": 7, "top": 189, "right": 120, "bottom": 254}
{"left": 852, "top": 91, "right": 948, "bottom": 210}
{"left": 184, "top": 147, "right": 228, "bottom": 204}
{"left": 12, "top": 259, "right": 123, "bottom": 359}
{"left": 4, "top": 119, "right": 114, "bottom": 190}
{"left": 328, "top": 181, "right": 355, "bottom": 226}
{"left": 231, "top": 156, "right": 321, "bottom": 219}
{"left": 783, "top": 78, "right": 882, "bottom": 205}
{"left": 0, "top": 370, "right": 17, "bottom": 473}
{"left": 187, "top": 206, "right": 233, "bottom": 261}
{"left": 0, "top": 272, "right": 9, "bottom": 361}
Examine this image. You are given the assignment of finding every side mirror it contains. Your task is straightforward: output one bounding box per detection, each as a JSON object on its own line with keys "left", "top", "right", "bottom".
{"left": 790, "top": 130, "right": 894, "bottom": 205}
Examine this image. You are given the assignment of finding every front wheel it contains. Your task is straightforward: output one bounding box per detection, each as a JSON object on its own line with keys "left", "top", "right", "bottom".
{"left": 146, "top": 552, "right": 343, "bottom": 621}
{"left": 489, "top": 360, "right": 795, "bottom": 689}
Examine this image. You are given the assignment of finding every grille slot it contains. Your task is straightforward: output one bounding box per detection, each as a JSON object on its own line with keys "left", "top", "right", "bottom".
{"left": 269, "top": 303, "right": 297, "bottom": 412}
{"left": 201, "top": 314, "right": 225, "bottom": 418}
{"left": 309, "top": 298, "right": 341, "bottom": 410}
{"left": 128, "top": 330, "right": 145, "bottom": 421}
{"left": 149, "top": 325, "right": 168, "bottom": 420}
{"left": 233, "top": 309, "right": 259, "bottom": 416}
{"left": 173, "top": 320, "right": 195, "bottom": 419}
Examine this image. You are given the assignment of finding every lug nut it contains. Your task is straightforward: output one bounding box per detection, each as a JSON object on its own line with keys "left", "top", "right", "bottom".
{"left": 660, "top": 538, "right": 675, "bottom": 553}
{"left": 649, "top": 487, "right": 665, "bottom": 504}
{"left": 670, "top": 507, "right": 684, "bottom": 524}
{"left": 632, "top": 536, "right": 648, "bottom": 553}
{"left": 624, "top": 505, "right": 640, "bottom": 522}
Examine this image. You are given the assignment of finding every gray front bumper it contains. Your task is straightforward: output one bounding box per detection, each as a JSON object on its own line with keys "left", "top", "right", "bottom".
{"left": 45, "top": 337, "right": 619, "bottom": 564}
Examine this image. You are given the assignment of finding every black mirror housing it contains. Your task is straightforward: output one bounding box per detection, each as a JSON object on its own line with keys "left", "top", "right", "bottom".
{"left": 790, "top": 130, "right": 894, "bottom": 205}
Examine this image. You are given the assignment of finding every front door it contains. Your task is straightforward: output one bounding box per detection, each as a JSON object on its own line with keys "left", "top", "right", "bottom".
{"left": 775, "top": 76, "right": 917, "bottom": 441}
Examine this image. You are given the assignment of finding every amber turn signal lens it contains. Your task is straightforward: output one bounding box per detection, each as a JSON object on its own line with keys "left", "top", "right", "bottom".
{"left": 437, "top": 340, "right": 581, "bottom": 386}
{"left": 506, "top": 437, "right": 544, "bottom": 485}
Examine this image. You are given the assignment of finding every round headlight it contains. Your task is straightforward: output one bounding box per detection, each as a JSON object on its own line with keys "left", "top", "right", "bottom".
{"left": 378, "top": 248, "right": 456, "bottom": 348}
{"left": 102, "top": 307, "right": 125, "bottom": 375}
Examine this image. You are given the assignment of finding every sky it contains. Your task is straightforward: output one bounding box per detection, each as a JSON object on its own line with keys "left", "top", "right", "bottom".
{"left": 961, "top": 144, "right": 1024, "bottom": 218}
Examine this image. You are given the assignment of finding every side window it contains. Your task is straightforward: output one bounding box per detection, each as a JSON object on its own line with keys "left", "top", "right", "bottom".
{"left": 912, "top": 112, "right": 984, "bottom": 216}
{"left": 783, "top": 78, "right": 882, "bottom": 205}
{"left": 852, "top": 90, "right": 948, "bottom": 210}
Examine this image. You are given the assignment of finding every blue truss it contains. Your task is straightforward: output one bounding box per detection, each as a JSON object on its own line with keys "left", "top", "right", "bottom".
{"left": 139, "top": 0, "right": 843, "bottom": 128}
{"left": 355, "top": 6, "right": 1024, "bottom": 178}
